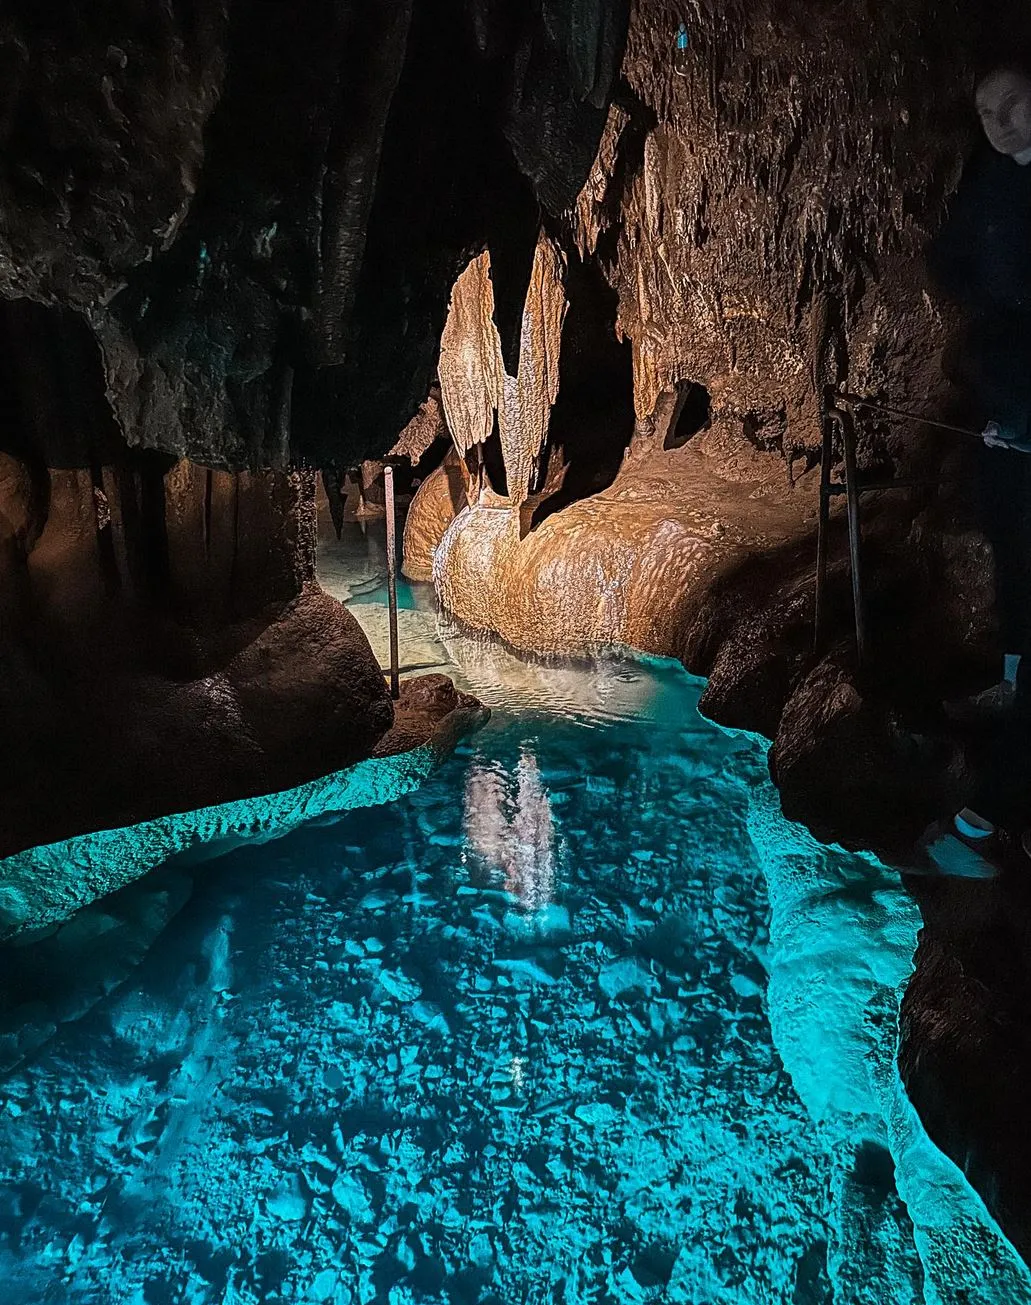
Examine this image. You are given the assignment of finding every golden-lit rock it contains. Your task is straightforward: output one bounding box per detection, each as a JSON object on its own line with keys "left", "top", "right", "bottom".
{"left": 430, "top": 431, "right": 810, "bottom": 661}
{"left": 438, "top": 235, "right": 567, "bottom": 506}
{"left": 402, "top": 449, "right": 471, "bottom": 582}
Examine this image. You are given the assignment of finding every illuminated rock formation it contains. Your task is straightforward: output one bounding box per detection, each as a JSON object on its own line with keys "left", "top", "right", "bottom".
{"left": 438, "top": 235, "right": 567, "bottom": 506}
{"left": 411, "top": 0, "right": 1016, "bottom": 850}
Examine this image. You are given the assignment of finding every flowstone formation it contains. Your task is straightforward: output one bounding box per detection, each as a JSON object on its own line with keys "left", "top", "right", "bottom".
{"left": 0, "top": 0, "right": 630, "bottom": 853}
{"left": 405, "top": 0, "right": 1021, "bottom": 849}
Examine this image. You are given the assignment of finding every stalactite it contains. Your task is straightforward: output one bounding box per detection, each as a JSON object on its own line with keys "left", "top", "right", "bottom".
{"left": 390, "top": 386, "right": 448, "bottom": 463}
{"left": 437, "top": 234, "right": 568, "bottom": 506}
{"left": 499, "top": 235, "right": 568, "bottom": 504}
{"left": 437, "top": 253, "right": 505, "bottom": 459}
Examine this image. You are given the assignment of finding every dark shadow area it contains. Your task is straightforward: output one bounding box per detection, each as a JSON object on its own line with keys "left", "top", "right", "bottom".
{"left": 481, "top": 421, "right": 510, "bottom": 498}
{"left": 408, "top": 432, "right": 452, "bottom": 494}
{"left": 0, "top": 298, "right": 124, "bottom": 469}
{"left": 529, "top": 248, "right": 635, "bottom": 528}
{"left": 0, "top": 299, "right": 393, "bottom": 861}
{"left": 664, "top": 381, "right": 712, "bottom": 450}
{"left": 901, "top": 861, "right": 1031, "bottom": 1269}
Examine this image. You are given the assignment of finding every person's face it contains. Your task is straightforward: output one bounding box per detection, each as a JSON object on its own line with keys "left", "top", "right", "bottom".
{"left": 976, "top": 71, "right": 1031, "bottom": 156}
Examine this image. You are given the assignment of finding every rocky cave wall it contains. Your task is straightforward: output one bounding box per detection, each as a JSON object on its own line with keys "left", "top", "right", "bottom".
{"left": 408, "top": 0, "right": 1029, "bottom": 849}
{"left": 0, "top": 0, "right": 631, "bottom": 854}
{"left": 432, "top": 0, "right": 1028, "bottom": 486}
{"left": 1, "top": 0, "right": 1015, "bottom": 850}
{"left": 0, "top": 0, "right": 629, "bottom": 467}
{"left": 593, "top": 0, "right": 992, "bottom": 462}
{"left": 598, "top": 0, "right": 1028, "bottom": 818}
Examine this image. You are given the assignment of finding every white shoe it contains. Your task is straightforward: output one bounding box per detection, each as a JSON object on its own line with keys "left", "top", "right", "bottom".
{"left": 953, "top": 807, "right": 995, "bottom": 840}
{"left": 944, "top": 679, "right": 1017, "bottom": 724}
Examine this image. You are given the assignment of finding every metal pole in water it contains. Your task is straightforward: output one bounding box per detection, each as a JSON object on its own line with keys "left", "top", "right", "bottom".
{"left": 384, "top": 464, "right": 400, "bottom": 700}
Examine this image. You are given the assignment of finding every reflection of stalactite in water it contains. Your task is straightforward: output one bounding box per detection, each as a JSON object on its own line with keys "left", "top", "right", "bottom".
{"left": 463, "top": 746, "right": 555, "bottom": 912}
{"left": 512, "top": 748, "right": 555, "bottom": 911}
{"left": 463, "top": 759, "right": 510, "bottom": 874}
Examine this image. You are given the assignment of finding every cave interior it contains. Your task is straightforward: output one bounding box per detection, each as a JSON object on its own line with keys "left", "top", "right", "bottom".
{"left": 3, "top": 0, "right": 1031, "bottom": 1296}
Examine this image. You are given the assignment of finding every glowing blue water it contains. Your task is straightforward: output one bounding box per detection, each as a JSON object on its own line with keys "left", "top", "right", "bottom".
{"left": 317, "top": 526, "right": 425, "bottom": 611}
{"left": 0, "top": 657, "right": 1026, "bottom": 1303}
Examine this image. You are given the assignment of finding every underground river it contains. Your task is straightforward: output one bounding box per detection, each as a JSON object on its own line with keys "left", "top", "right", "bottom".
{"left": 0, "top": 526, "right": 1025, "bottom": 1304}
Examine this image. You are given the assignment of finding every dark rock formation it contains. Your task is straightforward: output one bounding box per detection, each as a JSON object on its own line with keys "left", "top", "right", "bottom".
{"left": 0, "top": 0, "right": 628, "bottom": 467}
{"left": 0, "top": 0, "right": 631, "bottom": 853}
{"left": 900, "top": 867, "right": 1031, "bottom": 1267}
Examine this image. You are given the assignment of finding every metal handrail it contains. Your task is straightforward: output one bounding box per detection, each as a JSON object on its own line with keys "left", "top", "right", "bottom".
{"left": 813, "top": 390, "right": 973, "bottom": 666}
{"left": 835, "top": 392, "right": 984, "bottom": 441}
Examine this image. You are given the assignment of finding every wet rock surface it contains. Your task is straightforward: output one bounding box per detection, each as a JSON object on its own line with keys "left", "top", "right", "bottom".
{"left": 0, "top": 585, "right": 391, "bottom": 860}
{"left": 900, "top": 868, "right": 1031, "bottom": 1269}
{"left": 374, "top": 674, "right": 489, "bottom": 760}
{"left": 0, "top": 667, "right": 486, "bottom": 944}
{"left": 413, "top": 421, "right": 990, "bottom": 854}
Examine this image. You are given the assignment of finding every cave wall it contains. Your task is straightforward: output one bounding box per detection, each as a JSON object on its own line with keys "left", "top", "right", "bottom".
{"left": 0, "top": 0, "right": 633, "bottom": 854}
{"left": 416, "top": 0, "right": 1023, "bottom": 528}
{"left": 575, "top": 0, "right": 1026, "bottom": 467}
{"left": 408, "top": 0, "right": 1028, "bottom": 862}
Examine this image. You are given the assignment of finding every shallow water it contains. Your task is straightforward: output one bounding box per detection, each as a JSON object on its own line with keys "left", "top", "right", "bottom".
{"left": 0, "top": 535, "right": 1026, "bottom": 1303}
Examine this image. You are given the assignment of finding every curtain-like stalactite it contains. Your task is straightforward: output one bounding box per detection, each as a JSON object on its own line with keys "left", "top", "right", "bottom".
{"left": 438, "top": 234, "right": 568, "bottom": 506}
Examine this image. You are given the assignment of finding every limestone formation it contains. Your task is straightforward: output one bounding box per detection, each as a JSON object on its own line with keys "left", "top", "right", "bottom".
{"left": 438, "top": 253, "right": 507, "bottom": 459}
{"left": 499, "top": 235, "right": 568, "bottom": 505}
{"left": 389, "top": 386, "right": 449, "bottom": 465}
{"left": 418, "top": 0, "right": 1016, "bottom": 851}
{"left": 438, "top": 235, "right": 568, "bottom": 506}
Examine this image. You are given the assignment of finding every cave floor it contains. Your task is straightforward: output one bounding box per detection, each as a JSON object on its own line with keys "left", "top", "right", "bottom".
{"left": 0, "top": 643, "right": 1024, "bottom": 1303}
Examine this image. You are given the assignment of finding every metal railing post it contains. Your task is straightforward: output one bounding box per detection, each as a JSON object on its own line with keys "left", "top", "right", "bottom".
{"left": 813, "top": 410, "right": 834, "bottom": 654}
{"left": 839, "top": 406, "right": 867, "bottom": 668}
{"left": 384, "top": 464, "right": 400, "bottom": 700}
{"left": 817, "top": 404, "right": 867, "bottom": 668}
{"left": 814, "top": 387, "right": 975, "bottom": 669}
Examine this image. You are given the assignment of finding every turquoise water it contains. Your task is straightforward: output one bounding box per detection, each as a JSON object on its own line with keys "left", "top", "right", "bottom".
{"left": 0, "top": 650, "right": 1027, "bottom": 1302}
{"left": 318, "top": 524, "right": 426, "bottom": 611}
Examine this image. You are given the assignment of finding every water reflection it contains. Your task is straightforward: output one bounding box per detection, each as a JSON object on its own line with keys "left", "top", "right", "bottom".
{"left": 441, "top": 622, "right": 690, "bottom": 727}
{"left": 463, "top": 747, "right": 555, "bottom": 911}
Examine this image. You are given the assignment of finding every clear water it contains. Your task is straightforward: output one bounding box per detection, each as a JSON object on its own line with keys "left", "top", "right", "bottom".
{"left": 318, "top": 525, "right": 427, "bottom": 612}
{"left": 0, "top": 542, "right": 1027, "bottom": 1302}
